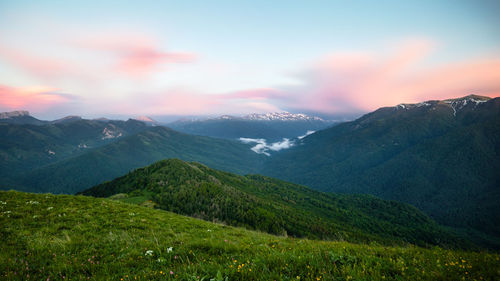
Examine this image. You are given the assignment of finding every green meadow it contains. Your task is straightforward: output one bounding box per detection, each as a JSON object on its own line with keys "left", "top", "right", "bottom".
{"left": 1, "top": 191, "right": 498, "bottom": 280}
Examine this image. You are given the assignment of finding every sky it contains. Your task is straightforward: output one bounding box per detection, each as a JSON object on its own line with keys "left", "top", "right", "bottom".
{"left": 0, "top": 0, "right": 499, "bottom": 119}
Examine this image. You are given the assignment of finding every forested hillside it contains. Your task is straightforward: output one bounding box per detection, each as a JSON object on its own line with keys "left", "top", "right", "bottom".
{"left": 81, "top": 159, "right": 466, "bottom": 248}
{"left": 12, "top": 127, "right": 264, "bottom": 194}
{"left": 263, "top": 95, "right": 500, "bottom": 248}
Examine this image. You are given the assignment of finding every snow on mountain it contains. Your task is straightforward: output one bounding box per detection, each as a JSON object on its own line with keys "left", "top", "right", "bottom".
{"left": 242, "top": 112, "right": 325, "bottom": 121}
{"left": 394, "top": 95, "right": 491, "bottom": 116}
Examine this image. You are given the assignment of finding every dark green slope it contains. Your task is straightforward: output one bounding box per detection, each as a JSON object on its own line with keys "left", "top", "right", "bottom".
{"left": 263, "top": 95, "right": 500, "bottom": 248}
{"left": 80, "top": 158, "right": 466, "bottom": 248}
{"left": 0, "top": 119, "right": 148, "bottom": 180}
{"left": 14, "top": 127, "right": 265, "bottom": 194}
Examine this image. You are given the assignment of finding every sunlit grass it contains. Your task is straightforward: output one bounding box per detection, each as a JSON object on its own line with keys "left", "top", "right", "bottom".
{"left": 1, "top": 191, "right": 499, "bottom": 280}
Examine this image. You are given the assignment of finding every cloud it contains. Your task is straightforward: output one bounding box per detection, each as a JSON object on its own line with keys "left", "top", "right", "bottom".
{"left": 0, "top": 84, "right": 73, "bottom": 112}
{"left": 298, "top": 130, "right": 315, "bottom": 140}
{"left": 76, "top": 34, "right": 196, "bottom": 77}
{"left": 223, "top": 88, "right": 282, "bottom": 100}
{"left": 239, "top": 137, "right": 295, "bottom": 156}
{"left": 280, "top": 39, "right": 500, "bottom": 113}
{"left": 0, "top": 33, "right": 196, "bottom": 85}
{"left": 0, "top": 46, "right": 76, "bottom": 81}
{"left": 113, "top": 87, "right": 285, "bottom": 116}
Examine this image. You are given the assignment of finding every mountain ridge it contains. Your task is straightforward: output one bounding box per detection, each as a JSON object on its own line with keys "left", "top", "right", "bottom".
{"left": 80, "top": 158, "right": 466, "bottom": 248}
{"left": 262, "top": 95, "right": 500, "bottom": 248}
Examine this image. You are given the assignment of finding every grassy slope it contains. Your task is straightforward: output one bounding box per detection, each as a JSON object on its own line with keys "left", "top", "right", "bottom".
{"left": 80, "top": 159, "right": 465, "bottom": 249}
{"left": 1, "top": 191, "right": 499, "bottom": 281}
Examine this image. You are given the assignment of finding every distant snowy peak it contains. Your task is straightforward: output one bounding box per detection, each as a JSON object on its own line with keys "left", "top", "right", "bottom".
{"left": 243, "top": 112, "right": 325, "bottom": 121}
{"left": 0, "top": 110, "right": 30, "bottom": 119}
{"left": 210, "top": 112, "right": 325, "bottom": 121}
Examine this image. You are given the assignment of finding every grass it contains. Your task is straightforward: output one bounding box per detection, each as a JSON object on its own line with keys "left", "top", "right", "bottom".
{"left": 1, "top": 190, "right": 499, "bottom": 280}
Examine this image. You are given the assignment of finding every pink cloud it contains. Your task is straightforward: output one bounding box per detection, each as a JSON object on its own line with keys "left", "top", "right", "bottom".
{"left": 0, "top": 46, "right": 73, "bottom": 81}
{"left": 284, "top": 39, "right": 500, "bottom": 113}
{"left": 116, "top": 48, "right": 194, "bottom": 76}
{"left": 0, "top": 84, "right": 70, "bottom": 112}
{"left": 109, "top": 87, "right": 284, "bottom": 116}
{"left": 76, "top": 34, "right": 196, "bottom": 76}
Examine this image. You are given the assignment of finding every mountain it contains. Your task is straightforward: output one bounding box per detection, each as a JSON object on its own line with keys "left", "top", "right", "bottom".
{"left": 0, "top": 118, "right": 149, "bottom": 183}
{"left": 168, "top": 112, "right": 336, "bottom": 142}
{"left": 263, "top": 95, "right": 500, "bottom": 248}
{"left": 133, "top": 115, "right": 159, "bottom": 126}
{"left": 80, "top": 158, "right": 465, "bottom": 248}
{"left": 0, "top": 110, "right": 47, "bottom": 125}
{"left": 50, "top": 115, "right": 83, "bottom": 124}
{"left": 7, "top": 126, "right": 265, "bottom": 194}
{"left": 2, "top": 191, "right": 497, "bottom": 280}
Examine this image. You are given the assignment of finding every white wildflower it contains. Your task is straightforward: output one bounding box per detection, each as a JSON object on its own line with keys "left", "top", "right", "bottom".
{"left": 167, "top": 247, "right": 173, "bottom": 253}
{"left": 207, "top": 229, "right": 212, "bottom": 232}
{"left": 0, "top": 201, "right": 6, "bottom": 204}
{"left": 33, "top": 215, "right": 38, "bottom": 219}
{"left": 26, "top": 201, "right": 39, "bottom": 205}
{"left": 47, "top": 207, "right": 54, "bottom": 210}
{"left": 129, "top": 212, "right": 135, "bottom": 216}
{"left": 145, "top": 250, "right": 154, "bottom": 256}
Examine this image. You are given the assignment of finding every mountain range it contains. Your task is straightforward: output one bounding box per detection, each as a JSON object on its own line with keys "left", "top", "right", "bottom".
{"left": 1, "top": 94, "right": 499, "bottom": 249}
{"left": 167, "top": 112, "right": 336, "bottom": 142}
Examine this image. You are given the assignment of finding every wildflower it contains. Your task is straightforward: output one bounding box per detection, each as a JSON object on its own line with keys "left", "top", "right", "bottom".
{"left": 0, "top": 201, "right": 6, "bottom": 204}
{"left": 145, "top": 250, "right": 154, "bottom": 256}
{"left": 170, "top": 271, "right": 174, "bottom": 275}
{"left": 167, "top": 247, "right": 173, "bottom": 253}
{"left": 207, "top": 229, "right": 212, "bottom": 232}
{"left": 47, "top": 207, "right": 54, "bottom": 210}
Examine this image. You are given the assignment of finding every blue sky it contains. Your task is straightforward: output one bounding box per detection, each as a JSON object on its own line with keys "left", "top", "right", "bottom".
{"left": 0, "top": 0, "right": 499, "bottom": 119}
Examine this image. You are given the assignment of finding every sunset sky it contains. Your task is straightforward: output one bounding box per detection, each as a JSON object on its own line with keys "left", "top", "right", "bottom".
{"left": 1, "top": 0, "right": 499, "bottom": 119}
